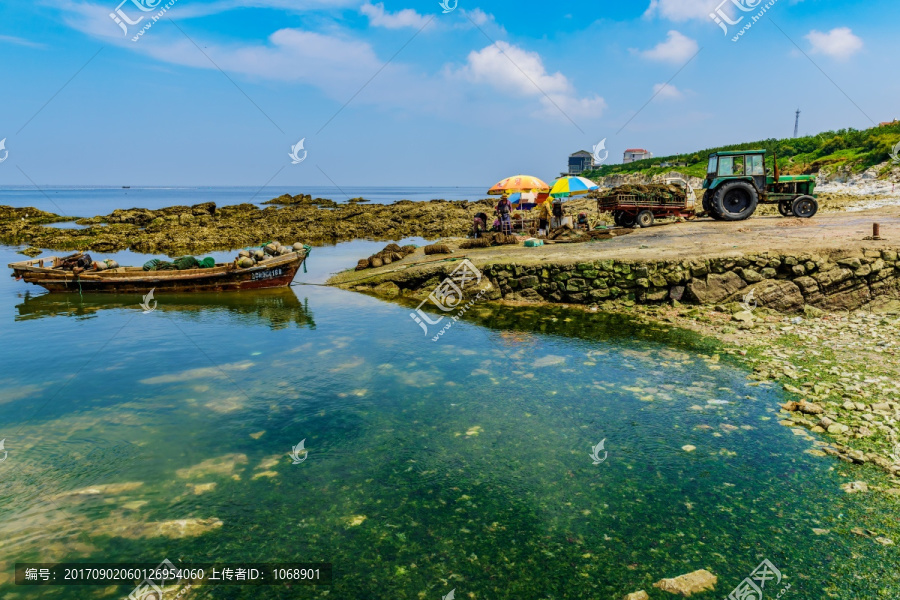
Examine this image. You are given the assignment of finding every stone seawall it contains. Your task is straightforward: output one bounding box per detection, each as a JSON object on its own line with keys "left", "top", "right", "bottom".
{"left": 351, "top": 247, "right": 900, "bottom": 312}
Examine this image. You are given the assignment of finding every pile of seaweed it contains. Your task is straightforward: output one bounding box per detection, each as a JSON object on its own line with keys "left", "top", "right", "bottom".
{"left": 590, "top": 183, "right": 686, "bottom": 204}
{"left": 356, "top": 243, "right": 418, "bottom": 270}
{"left": 459, "top": 232, "right": 519, "bottom": 249}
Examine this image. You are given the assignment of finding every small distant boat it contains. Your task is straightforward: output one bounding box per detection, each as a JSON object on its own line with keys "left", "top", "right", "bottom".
{"left": 122, "top": 186, "right": 131, "bottom": 189}
{"left": 8, "top": 250, "right": 307, "bottom": 294}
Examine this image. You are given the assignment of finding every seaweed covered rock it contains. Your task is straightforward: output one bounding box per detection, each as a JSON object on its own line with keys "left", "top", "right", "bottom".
{"left": 424, "top": 243, "right": 452, "bottom": 255}
{"left": 107, "top": 208, "right": 156, "bottom": 226}
{"left": 191, "top": 202, "right": 216, "bottom": 216}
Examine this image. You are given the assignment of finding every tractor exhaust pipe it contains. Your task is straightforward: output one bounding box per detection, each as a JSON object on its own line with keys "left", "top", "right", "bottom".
{"left": 773, "top": 151, "right": 780, "bottom": 184}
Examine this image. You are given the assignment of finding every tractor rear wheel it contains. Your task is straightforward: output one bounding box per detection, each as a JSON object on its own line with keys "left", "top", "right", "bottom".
{"left": 791, "top": 196, "right": 818, "bottom": 218}
{"left": 636, "top": 210, "right": 654, "bottom": 228}
{"left": 778, "top": 200, "right": 793, "bottom": 217}
{"left": 713, "top": 181, "right": 758, "bottom": 221}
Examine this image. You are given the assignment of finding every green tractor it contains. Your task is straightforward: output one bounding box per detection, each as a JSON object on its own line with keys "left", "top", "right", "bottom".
{"left": 701, "top": 150, "right": 819, "bottom": 221}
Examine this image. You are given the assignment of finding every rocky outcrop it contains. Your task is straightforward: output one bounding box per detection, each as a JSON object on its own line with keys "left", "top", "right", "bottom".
{"left": 358, "top": 248, "right": 900, "bottom": 313}
{"left": 653, "top": 569, "right": 717, "bottom": 596}
{"left": 0, "top": 198, "right": 506, "bottom": 256}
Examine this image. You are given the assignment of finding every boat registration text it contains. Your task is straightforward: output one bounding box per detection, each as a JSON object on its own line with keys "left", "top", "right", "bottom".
{"left": 252, "top": 268, "right": 284, "bottom": 281}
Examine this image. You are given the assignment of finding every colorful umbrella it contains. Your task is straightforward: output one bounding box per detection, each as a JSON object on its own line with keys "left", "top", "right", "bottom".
{"left": 549, "top": 176, "right": 599, "bottom": 198}
{"left": 488, "top": 175, "right": 550, "bottom": 196}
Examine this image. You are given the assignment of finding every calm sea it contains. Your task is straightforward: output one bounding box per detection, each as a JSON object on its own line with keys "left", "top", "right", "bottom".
{"left": 0, "top": 186, "right": 489, "bottom": 216}
{"left": 1, "top": 239, "right": 898, "bottom": 598}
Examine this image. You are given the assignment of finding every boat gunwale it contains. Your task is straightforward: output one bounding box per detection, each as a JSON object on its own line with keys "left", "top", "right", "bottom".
{"left": 9, "top": 251, "right": 306, "bottom": 282}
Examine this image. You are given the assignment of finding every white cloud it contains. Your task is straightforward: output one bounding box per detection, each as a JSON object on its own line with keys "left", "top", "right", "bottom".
{"left": 51, "top": 0, "right": 597, "bottom": 122}
{"left": 360, "top": 2, "right": 429, "bottom": 29}
{"left": 643, "top": 0, "right": 716, "bottom": 21}
{"left": 451, "top": 41, "right": 605, "bottom": 119}
{"left": 805, "top": 27, "right": 863, "bottom": 60}
{"left": 637, "top": 30, "right": 699, "bottom": 63}
{"left": 453, "top": 8, "right": 507, "bottom": 36}
{"left": 652, "top": 82, "right": 683, "bottom": 100}
{"left": 0, "top": 34, "right": 46, "bottom": 48}
{"left": 465, "top": 8, "right": 492, "bottom": 26}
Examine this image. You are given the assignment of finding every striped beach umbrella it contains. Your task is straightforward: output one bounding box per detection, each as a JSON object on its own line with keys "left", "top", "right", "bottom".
{"left": 549, "top": 176, "right": 599, "bottom": 199}
{"left": 487, "top": 175, "right": 550, "bottom": 196}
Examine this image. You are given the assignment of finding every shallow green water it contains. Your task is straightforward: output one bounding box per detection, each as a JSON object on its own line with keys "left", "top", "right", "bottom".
{"left": 1, "top": 243, "right": 898, "bottom": 599}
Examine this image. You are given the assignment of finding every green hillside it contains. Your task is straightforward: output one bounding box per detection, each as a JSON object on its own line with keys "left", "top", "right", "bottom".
{"left": 583, "top": 124, "right": 900, "bottom": 181}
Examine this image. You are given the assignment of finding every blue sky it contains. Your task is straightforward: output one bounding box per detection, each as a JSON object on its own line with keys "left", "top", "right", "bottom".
{"left": 0, "top": 0, "right": 897, "bottom": 188}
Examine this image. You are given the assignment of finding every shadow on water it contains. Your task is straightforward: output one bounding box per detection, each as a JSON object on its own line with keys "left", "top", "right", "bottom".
{"left": 13, "top": 288, "right": 316, "bottom": 330}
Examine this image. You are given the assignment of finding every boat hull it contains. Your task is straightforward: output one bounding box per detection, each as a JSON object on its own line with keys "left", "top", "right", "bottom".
{"left": 10, "top": 252, "right": 306, "bottom": 294}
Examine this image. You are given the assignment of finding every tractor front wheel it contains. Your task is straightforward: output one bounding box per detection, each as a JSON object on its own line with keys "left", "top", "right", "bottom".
{"left": 713, "top": 181, "right": 759, "bottom": 221}
{"left": 778, "top": 201, "right": 793, "bottom": 217}
{"left": 636, "top": 210, "right": 654, "bottom": 228}
{"left": 792, "top": 196, "right": 818, "bottom": 218}
{"left": 703, "top": 191, "right": 724, "bottom": 220}
{"left": 701, "top": 191, "right": 713, "bottom": 214}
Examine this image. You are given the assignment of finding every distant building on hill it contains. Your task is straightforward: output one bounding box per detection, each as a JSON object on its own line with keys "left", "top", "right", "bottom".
{"left": 566, "top": 150, "right": 598, "bottom": 176}
{"left": 623, "top": 148, "right": 652, "bottom": 163}
{"left": 879, "top": 120, "right": 899, "bottom": 127}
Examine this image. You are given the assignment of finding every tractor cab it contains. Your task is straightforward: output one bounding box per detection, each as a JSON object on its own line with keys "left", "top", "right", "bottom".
{"left": 704, "top": 150, "right": 768, "bottom": 194}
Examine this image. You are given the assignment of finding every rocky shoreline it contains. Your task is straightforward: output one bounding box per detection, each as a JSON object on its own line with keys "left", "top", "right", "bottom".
{"left": 620, "top": 298, "right": 900, "bottom": 498}
{"left": 344, "top": 247, "right": 900, "bottom": 314}
{"left": 3, "top": 178, "right": 896, "bottom": 257}
{"left": 0, "top": 198, "right": 498, "bottom": 256}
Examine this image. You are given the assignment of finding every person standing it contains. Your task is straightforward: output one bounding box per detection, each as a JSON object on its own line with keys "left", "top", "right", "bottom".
{"left": 495, "top": 195, "right": 513, "bottom": 235}
{"left": 537, "top": 199, "right": 551, "bottom": 236}
{"left": 550, "top": 200, "right": 565, "bottom": 229}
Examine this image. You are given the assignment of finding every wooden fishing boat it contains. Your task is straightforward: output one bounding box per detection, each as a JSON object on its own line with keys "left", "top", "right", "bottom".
{"left": 8, "top": 249, "right": 308, "bottom": 294}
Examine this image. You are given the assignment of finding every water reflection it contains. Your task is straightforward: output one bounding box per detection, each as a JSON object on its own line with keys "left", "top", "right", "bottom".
{"left": 14, "top": 287, "right": 316, "bottom": 330}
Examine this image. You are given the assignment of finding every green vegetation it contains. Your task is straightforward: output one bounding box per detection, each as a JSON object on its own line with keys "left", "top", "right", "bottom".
{"left": 583, "top": 123, "right": 900, "bottom": 180}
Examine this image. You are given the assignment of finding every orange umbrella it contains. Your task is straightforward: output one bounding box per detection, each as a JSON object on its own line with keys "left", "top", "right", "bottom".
{"left": 487, "top": 175, "right": 550, "bottom": 196}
